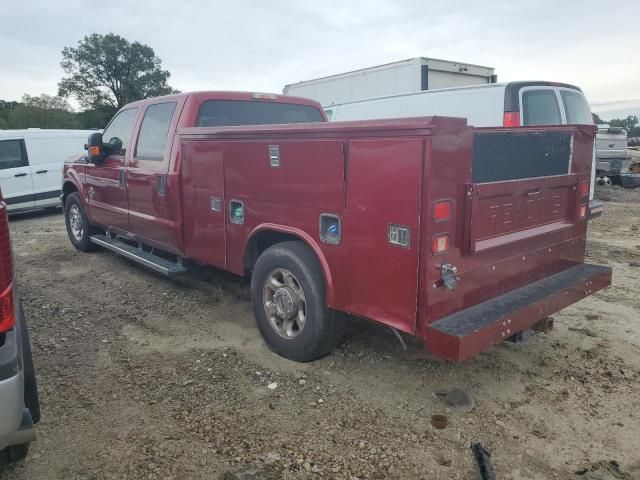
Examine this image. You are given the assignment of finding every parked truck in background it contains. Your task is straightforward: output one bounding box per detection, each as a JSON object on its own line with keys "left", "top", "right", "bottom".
{"left": 61, "top": 91, "right": 611, "bottom": 363}
{"left": 0, "top": 189, "right": 40, "bottom": 465}
{"left": 283, "top": 57, "right": 496, "bottom": 107}
{"left": 595, "top": 126, "right": 640, "bottom": 188}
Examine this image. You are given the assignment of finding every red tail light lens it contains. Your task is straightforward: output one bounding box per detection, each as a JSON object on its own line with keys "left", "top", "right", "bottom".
{"left": 432, "top": 234, "right": 450, "bottom": 255}
{"left": 433, "top": 201, "right": 451, "bottom": 221}
{"left": 0, "top": 285, "right": 14, "bottom": 333}
{"left": 579, "top": 181, "right": 590, "bottom": 197}
{"left": 0, "top": 205, "right": 14, "bottom": 333}
{"left": 503, "top": 112, "right": 521, "bottom": 127}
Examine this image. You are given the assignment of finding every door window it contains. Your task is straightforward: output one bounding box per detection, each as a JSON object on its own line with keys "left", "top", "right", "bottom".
{"left": 521, "top": 89, "right": 562, "bottom": 126}
{"left": 560, "top": 89, "right": 593, "bottom": 125}
{"left": 0, "top": 140, "right": 28, "bottom": 169}
{"left": 101, "top": 108, "right": 138, "bottom": 156}
{"left": 135, "top": 102, "right": 177, "bottom": 160}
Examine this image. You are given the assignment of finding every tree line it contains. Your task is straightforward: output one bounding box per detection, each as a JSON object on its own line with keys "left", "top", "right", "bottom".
{"left": 0, "top": 33, "right": 177, "bottom": 130}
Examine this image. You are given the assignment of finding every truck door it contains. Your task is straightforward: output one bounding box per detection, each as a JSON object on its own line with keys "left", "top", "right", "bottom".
{"left": 0, "top": 138, "right": 34, "bottom": 211}
{"left": 126, "top": 101, "right": 180, "bottom": 250}
{"left": 85, "top": 107, "right": 138, "bottom": 233}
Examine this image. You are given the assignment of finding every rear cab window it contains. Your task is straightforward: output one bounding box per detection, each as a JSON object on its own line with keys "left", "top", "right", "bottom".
{"left": 196, "top": 100, "right": 324, "bottom": 127}
{"left": 559, "top": 89, "right": 592, "bottom": 124}
{"left": 521, "top": 88, "right": 562, "bottom": 126}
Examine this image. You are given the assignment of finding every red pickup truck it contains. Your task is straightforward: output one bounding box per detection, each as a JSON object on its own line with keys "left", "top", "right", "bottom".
{"left": 62, "top": 91, "right": 612, "bottom": 362}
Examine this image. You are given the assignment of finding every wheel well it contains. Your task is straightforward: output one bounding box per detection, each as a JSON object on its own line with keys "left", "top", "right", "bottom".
{"left": 244, "top": 230, "right": 302, "bottom": 274}
{"left": 61, "top": 182, "right": 78, "bottom": 206}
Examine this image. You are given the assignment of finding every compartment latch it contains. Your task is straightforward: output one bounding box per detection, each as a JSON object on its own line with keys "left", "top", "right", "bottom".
{"left": 441, "top": 264, "right": 458, "bottom": 290}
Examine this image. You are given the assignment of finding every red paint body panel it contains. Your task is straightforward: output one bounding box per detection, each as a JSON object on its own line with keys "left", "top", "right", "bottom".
{"left": 62, "top": 91, "right": 612, "bottom": 362}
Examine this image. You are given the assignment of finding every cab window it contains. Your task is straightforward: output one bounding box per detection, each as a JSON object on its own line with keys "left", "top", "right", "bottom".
{"left": 101, "top": 108, "right": 138, "bottom": 156}
{"left": 0, "top": 140, "right": 28, "bottom": 170}
{"left": 560, "top": 90, "right": 593, "bottom": 125}
{"left": 521, "top": 89, "right": 562, "bottom": 126}
{"left": 135, "top": 102, "right": 177, "bottom": 160}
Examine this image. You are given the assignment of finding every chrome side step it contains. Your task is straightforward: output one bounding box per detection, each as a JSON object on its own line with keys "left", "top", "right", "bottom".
{"left": 90, "top": 234, "right": 187, "bottom": 277}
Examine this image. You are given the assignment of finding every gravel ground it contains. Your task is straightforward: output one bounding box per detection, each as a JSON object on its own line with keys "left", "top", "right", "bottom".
{"left": 2, "top": 186, "right": 640, "bottom": 479}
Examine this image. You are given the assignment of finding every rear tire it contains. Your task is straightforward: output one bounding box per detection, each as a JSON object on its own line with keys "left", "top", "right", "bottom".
{"left": 64, "top": 192, "right": 96, "bottom": 252}
{"left": 251, "top": 241, "right": 343, "bottom": 362}
{"left": 0, "top": 443, "right": 29, "bottom": 467}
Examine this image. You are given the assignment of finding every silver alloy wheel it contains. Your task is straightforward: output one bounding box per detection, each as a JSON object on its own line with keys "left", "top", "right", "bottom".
{"left": 69, "top": 204, "right": 84, "bottom": 241}
{"left": 263, "top": 268, "right": 307, "bottom": 339}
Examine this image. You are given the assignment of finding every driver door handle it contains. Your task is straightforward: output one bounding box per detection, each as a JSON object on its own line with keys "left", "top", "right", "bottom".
{"left": 36, "top": 169, "right": 48, "bottom": 174}
{"left": 14, "top": 173, "right": 27, "bottom": 177}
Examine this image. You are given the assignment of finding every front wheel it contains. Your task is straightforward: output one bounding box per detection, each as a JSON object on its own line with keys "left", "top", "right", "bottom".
{"left": 64, "top": 192, "right": 96, "bottom": 252}
{"left": 250, "top": 241, "right": 343, "bottom": 362}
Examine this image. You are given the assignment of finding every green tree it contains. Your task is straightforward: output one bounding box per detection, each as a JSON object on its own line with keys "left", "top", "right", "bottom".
{"left": 58, "top": 33, "right": 178, "bottom": 111}
{"left": 7, "top": 94, "right": 80, "bottom": 129}
{"left": 592, "top": 113, "right": 605, "bottom": 125}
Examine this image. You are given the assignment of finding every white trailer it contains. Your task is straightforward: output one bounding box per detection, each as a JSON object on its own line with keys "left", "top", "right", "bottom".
{"left": 283, "top": 57, "right": 496, "bottom": 107}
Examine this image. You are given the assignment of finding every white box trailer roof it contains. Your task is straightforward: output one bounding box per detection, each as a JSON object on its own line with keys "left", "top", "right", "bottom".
{"left": 283, "top": 57, "right": 496, "bottom": 107}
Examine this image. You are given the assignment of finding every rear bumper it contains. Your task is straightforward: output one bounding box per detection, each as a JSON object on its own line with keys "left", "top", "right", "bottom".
{"left": 588, "top": 200, "right": 604, "bottom": 220}
{"left": 425, "top": 263, "right": 612, "bottom": 362}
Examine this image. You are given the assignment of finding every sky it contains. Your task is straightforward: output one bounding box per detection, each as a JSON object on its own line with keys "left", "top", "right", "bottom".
{"left": 1, "top": 0, "right": 638, "bottom": 121}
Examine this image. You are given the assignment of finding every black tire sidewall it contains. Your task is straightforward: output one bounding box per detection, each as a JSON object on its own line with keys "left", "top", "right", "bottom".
{"left": 64, "top": 192, "right": 93, "bottom": 251}
{"left": 251, "top": 242, "right": 334, "bottom": 362}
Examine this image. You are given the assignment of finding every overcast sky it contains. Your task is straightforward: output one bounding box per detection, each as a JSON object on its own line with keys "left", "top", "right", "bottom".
{"left": 1, "top": 0, "right": 638, "bottom": 120}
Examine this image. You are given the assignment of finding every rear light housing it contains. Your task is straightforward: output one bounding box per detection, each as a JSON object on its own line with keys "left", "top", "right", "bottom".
{"left": 433, "top": 201, "right": 451, "bottom": 221}
{"left": 503, "top": 112, "right": 521, "bottom": 127}
{"left": 579, "top": 181, "right": 590, "bottom": 197}
{"left": 577, "top": 205, "right": 588, "bottom": 220}
{"left": 432, "top": 234, "right": 450, "bottom": 255}
{"left": 0, "top": 205, "right": 14, "bottom": 333}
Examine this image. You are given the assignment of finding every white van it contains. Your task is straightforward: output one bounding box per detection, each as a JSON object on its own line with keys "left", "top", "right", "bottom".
{"left": 0, "top": 129, "right": 95, "bottom": 213}
{"left": 325, "top": 81, "right": 600, "bottom": 212}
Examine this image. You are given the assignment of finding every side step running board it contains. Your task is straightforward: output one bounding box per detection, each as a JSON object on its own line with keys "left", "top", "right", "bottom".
{"left": 90, "top": 234, "right": 187, "bottom": 277}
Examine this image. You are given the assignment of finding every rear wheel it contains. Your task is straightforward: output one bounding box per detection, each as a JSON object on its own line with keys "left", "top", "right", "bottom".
{"left": 0, "top": 443, "right": 29, "bottom": 467}
{"left": 251, "top": 241, "right": 343, "bottom": 362}
{"left": 64, "top": 192, "right": 96, "bottom": 252}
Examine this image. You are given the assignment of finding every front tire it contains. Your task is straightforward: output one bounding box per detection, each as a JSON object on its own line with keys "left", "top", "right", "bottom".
{"left": 251, "top": 241, "right": 343, "bottom": 362}
{"left": 64, "top": 192, "right": 95, "bottom": 252}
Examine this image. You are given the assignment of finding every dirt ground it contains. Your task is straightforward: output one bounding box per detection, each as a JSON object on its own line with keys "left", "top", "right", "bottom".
{"left": 3, "top": 186, "right": 640, "bottom": 480}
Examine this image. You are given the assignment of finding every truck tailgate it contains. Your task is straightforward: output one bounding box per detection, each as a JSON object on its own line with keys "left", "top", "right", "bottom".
{"left": 421, "top": 125, "right": 611, "bottom": 360}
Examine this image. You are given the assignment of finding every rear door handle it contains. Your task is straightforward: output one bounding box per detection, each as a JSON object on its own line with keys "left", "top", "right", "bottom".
{"left": 36, "top": 169, "right": 48, "bottom": 174}
{"left": 14, "top": 173, "right": 27, "bottom": 177}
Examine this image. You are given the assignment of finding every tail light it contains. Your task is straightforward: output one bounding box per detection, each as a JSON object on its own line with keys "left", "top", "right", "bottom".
{"left": 579, "top": 181, "right": 590, "bottom": 197}
{"left": 432, "top": 234, "right": 450, "bottom": 255}
{"left": 433, "top": 201, "right": 451, "bottom": 221}
{"left": 503, "top": 112, "right": 521, "bottom": 127}
{"left": 0, "top": 205, "right": 14, "bottom": 333}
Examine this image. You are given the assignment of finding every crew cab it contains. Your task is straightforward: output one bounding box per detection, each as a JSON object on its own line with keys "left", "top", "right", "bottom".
{"left": 62, "top": 91, "right": 612, "bottom": 362}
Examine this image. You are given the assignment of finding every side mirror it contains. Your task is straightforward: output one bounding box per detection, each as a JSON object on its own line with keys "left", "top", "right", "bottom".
{"left": 86, "top": 132, "right": 105, "bottom": 164}
{"left": 105, "top": 137, "right": 123, "bottom": 156}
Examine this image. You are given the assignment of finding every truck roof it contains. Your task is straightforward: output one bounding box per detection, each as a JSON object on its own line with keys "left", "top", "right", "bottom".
{"left": 121, "top": 91, "right": 324, "bottom": 110}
